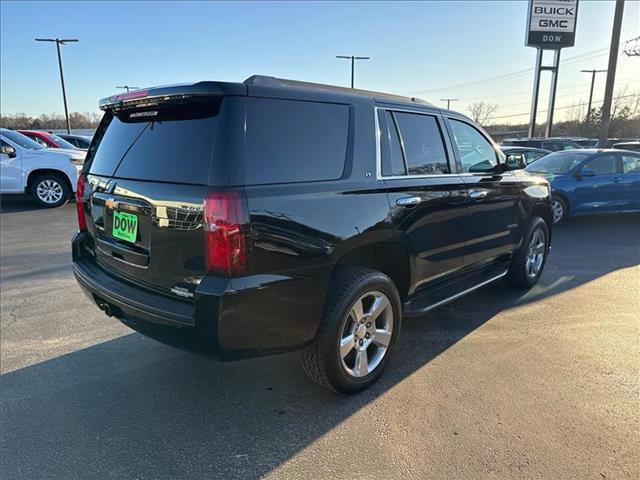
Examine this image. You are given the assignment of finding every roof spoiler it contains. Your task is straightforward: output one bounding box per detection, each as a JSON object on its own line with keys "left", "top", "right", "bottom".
{"left": 99, "top": 81, "right": 245, "bottom": 111}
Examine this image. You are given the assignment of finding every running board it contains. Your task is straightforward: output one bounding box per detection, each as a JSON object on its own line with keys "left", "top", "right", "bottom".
{"left": 403, "top": 264, "right": 508, "bottom": 317}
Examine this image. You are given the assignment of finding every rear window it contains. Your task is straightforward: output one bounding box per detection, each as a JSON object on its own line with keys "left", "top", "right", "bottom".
{"left": 87, "top": 100, "right": 221, "bottom": 185}
{"left": 244, "top": 98, "right": 349, "bottom": 184}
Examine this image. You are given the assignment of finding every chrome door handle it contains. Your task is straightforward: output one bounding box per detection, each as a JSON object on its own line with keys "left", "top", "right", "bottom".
{"left": 612, "top": 177, "right": 622, "bottom": 183}
{"left": 396, "top": 196, "right": 422, "bottom": 207}
{"left": 469, "top": 189, "right": 489, "bottom": 200}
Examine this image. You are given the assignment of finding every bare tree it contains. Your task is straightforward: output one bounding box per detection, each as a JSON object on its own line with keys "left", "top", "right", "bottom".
{"left": 468, "top": 101, "right": 498, "bottom": 126}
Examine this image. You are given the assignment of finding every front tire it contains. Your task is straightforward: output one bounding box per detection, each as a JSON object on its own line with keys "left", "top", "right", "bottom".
{"left": 504, "top": 216, "right": 549, "bottom": 289}
{"left": 551, "top": 197, "right": 567, "bottom": 224}
{"left": 301, "top": 267, "right": 402, "bottom": 394}
{"left": 30, "top": 173, "right": 70, "bottom": 208}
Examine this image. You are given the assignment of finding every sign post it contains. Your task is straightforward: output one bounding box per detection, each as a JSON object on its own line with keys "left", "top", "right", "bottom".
{"left": 526, "top": 0, "right": 579, "bottom": 137}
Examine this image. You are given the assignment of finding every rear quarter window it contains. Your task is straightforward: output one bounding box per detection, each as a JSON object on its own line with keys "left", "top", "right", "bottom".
{"left": 244, "top": 98, "right": 349, "bottom": 185}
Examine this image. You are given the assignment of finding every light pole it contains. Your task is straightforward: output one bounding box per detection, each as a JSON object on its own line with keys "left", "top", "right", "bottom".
{"left": 116, "top": 85, "right": 140, "bottom": 92}
{"left": 35, "top": 38, "right": 78, "bottom": 134}
{"left": 580, "top": 69, "right": 607, "bottom": 122}
{"left": 440, "top": 98, "right": 458, "bottom": 110}
{"left": 336, "top": 55, "right": 370, "bottom": 88}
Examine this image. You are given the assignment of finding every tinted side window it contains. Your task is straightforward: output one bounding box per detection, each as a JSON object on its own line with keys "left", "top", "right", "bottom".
{"left": 585, "top": 154, "right": 618, "bottom": 175}
{"left": 622, "top": 154, "right": 640, "bottom": 174}
{"left": 393, "top": 112, "right": 448, "bottom": 175}
{"left": 449, "top": 119, "right": 498, "bottom": 173}
{"left": 378, "top": 110, "right": 406, "bottom": 176}
{"left": 245, "top": 98, "right": 349, "bottom": 185}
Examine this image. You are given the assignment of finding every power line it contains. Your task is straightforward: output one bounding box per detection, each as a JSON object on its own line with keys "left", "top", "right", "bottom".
{"left": 464, "top": 78, "right": 639, "bottom": 112}
{"left": 407, "top": 43, "right": 633, "bottom": 95}
{"left": 488, "top": 93, "right": 637, "bottom": 121}
{"left": 448, "top": 74, "right": 638, "bottom": 103}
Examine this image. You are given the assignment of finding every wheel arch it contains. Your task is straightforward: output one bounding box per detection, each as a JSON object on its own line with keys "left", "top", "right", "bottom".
{"left": 26, "top": 168, "right": 74, "bottom": 195}
{"left": 533, "top": 201, "right": 554, "bottom": 235}
{"left": 331, "top": 241, "right": 411, "bottom": 302}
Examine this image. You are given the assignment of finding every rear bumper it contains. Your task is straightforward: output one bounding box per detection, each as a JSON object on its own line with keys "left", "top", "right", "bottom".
{"left": 72, "top": 232, "right": 328, "bottom": 360}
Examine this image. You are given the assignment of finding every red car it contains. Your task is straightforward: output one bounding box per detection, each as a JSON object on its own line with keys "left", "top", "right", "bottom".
{"left": 17, "top": 130, "right": 80, "bottom": 150}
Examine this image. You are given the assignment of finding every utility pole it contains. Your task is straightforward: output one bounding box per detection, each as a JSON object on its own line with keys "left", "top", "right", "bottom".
{"left": 580, "top": 69, "right": 607, "bottom": 122}
{"left": 336, "top": 55, "right": 370, "bottom": 88}
{"left": 35, "top": 38, "right": 78, "bottom": 134}
{"left": 599, "top": 0, "right": 625, "bottom": 145}
{"left": 116, "top": 85, "right": 140, "bottom": 92}
{"left": 440, "top": 98, "right": 458, "bottom": 109}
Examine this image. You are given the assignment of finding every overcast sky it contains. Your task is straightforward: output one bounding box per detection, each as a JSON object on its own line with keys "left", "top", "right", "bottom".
{"left": 1, "top": 0, "right": 639, "bottom": 124}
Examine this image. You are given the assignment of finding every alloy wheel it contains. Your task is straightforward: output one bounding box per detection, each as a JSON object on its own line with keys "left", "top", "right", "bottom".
{"left": 525, "top": 228, "right": 546, "bottom": 279}
{"left": 36, "top": 179, "right": 64, "bottom": 204}
{"left": 551, "top": 199, "right": 564, "bottom": 224}
{"left": 339, "top": 290, "right": 394, "bottom": 378}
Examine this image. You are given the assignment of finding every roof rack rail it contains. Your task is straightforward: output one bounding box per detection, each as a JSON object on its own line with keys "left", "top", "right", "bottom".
{"left": 243, "top": 75, "right": 434, "bottom": 107}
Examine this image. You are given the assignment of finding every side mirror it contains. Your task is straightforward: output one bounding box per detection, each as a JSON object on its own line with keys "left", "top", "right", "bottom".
{"left": 505, "top": 154, "right": 527, "bottom": 171}
{"left": 1, "top": 145, "right": 16, "bottom": 158}
{"left": 579, "top": 168, "right": 596, "bottom": 178}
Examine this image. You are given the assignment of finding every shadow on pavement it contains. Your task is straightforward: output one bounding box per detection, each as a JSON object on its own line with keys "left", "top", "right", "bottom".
{"left": 0, "top": 196, "right": 78, "bottom": 214}
{"left": 1, "top": 214, "right": 638, "bottom": 479}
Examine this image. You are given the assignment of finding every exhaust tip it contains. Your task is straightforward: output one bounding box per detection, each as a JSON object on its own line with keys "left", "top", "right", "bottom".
{"left": 98, "top": 302, "right": 113, "bottom": 317}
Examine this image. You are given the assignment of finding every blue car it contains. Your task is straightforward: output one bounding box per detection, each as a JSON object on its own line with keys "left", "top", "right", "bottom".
{"left": 525, "top": 149, "right": 640, "bottom": 224}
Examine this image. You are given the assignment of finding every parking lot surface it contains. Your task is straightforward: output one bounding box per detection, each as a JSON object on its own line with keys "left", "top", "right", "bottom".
{"left": 1, "top": 198, "right": 639, "bottom": 479}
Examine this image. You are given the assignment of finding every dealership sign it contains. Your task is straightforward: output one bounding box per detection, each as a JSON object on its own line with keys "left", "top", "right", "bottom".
{"left": 526, "top": 0, "right": 579, "bottom": 49}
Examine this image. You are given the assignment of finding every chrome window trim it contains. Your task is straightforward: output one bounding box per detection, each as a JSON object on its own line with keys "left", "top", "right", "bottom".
{"left": 374, "top": 106, "right": 457, "bottom": 181}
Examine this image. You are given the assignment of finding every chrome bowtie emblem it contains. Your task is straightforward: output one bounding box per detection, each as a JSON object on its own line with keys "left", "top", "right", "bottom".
{"left": 105, "top": 198, "right": 119, "bottom": 209}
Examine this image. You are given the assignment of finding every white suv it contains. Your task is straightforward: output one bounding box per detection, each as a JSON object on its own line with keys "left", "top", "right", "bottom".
{"left": 1, "top": 128, "right": 84, "bottom": 207}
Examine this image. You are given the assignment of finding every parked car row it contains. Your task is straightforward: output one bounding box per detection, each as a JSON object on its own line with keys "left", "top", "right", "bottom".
{"left": 525, "top": 149, "right": 640, "bottom": 224}
{"left": 502, "top": 136, "right": 639, "bottom": 151}
{"left": 0, "top": 128, "right": 88, "bottom": 207}
{"left": 499, "top": 138, "right": 640, "bottom": 225}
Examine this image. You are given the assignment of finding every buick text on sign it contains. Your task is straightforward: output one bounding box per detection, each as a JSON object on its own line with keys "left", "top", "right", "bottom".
{"left": 526, "top": 0, "right": 579, "bottom": 49}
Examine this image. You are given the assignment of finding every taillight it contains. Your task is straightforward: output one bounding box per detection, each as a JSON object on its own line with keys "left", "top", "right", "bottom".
{"left": 76, "top": 173, "right": 87, "bottom": 232}
{"left": 203, "top": 190, "right": 248, "bottom": 276}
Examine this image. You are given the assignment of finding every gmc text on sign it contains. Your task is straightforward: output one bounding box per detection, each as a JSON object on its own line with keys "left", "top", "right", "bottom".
{"left": 526, "top": 0, "right": 579, "bottom": 49}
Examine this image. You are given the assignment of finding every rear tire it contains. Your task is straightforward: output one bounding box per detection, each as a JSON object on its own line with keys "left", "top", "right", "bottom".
{"left": 301, "top": 267, "right": 402, "bottom": 394}
{"left": 504, "top": 216, "right": 549, "bottom": 289}
{"left": 30, "top": 173, "right": 70, "bottom": 208}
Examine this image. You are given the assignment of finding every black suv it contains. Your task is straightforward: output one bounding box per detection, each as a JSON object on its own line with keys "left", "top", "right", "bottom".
{"left": 72, "top": 76, "right": 553, "bottom": 394}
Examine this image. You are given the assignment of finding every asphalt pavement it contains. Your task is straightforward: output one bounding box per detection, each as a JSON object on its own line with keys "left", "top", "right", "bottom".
{"left": 1, "top": 196, "right": 639, "bottom": 479}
